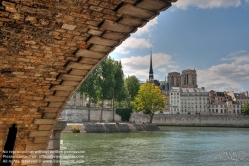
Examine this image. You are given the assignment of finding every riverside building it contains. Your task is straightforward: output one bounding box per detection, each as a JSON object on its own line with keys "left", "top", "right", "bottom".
{"left": 208, "top": 91, "right": 241, "bottom": 115}
{"left": 168, "top": 87, "right": 209, "bottom": 115}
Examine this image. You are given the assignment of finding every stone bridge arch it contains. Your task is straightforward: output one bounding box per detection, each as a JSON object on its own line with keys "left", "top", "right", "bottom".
{"left": 0, "top": 0, "right": 176, "bottom": 165}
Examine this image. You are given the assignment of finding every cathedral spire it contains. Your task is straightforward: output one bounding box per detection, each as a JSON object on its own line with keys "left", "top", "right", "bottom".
{"left": 149, "top": 51, "right": 154, "bottom": 80}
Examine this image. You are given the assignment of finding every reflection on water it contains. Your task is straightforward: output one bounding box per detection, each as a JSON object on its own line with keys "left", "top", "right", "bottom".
{"left": 60, "top": 126, "right": 249, "bottom": 166}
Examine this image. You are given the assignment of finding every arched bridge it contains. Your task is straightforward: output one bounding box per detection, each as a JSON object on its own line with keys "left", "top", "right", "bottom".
{"left": 0, "top": 0, "right": 176, "bottom": 165}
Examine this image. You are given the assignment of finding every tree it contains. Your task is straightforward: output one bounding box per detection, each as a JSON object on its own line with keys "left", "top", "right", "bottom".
{"left": 76, "top": 57, "right": 127, "bottom": 122}
{"left": 242, "top": 103, "right": 249, "bottom": 115}
{"left": 131, "top": 82, "right": 167, "bottom": 123}
{"left": 111, "top": 60, "right": 127, "bottom": 121}
{"left": 77, "top": 68, "right": 98, "bottom": 121}
{"left": 124, "top": 75, "right": 140, "bottom": 108}
{"left": 96, "top": 58, "right": 113, "bottom": 121}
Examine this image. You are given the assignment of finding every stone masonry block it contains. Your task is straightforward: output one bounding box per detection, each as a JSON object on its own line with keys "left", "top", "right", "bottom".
{"left": 69, "top": 69, "right": 88, "bottom": 76}
{"left": 48, "top": 102, "right": 64, "bottom": 108}
{"left": 101, "top": 20, "right": 134, "bottom": 33}
{"left": 29, "top": 131, "right": 50, "bottom": 137}
{"left": 54, "top": 90, "right": 72, "bottom": 97}
{"left": 67, "top": 62, "right": 94, "bottom": 70}
{"left": 89, "top": 44, "right": 113, "bottom": 53}
{"left": 42, "top": 113, "right": 57, "bottom": 119}
{"left": 61, "top": 81, "right": 80, "bottom": 86}
{"left": 136, "top": 0, "right": 171, "bottom": 11}
{"left": 25, "top": 144, "right": 48, "bottom": 151}
{"left": 61, "top": 24, "right": 77, "bottom": 30}
{"left": 33, "top": 136, "right": 50, "bottom": 143}
{"left": 87, "top": 36, "right": 119, "bottom": 47}
{"left": 41, "top": 107, "right": 60, "bottom": 113}
{"left": 38, "top": 125, "right": 54, "bottom": 131}
{"left": 76, "top": 49, "right": 105, "bottom": 59}
{"left": 79, "top": 57, "right": 100, "bottom": 65}
{"left": 34, "top": 119, "right": 55, "bottom": 125}
{"left": 102, "top": 31, "right": 128, "bottom": 40}
{"left": 118, "top": 16, "right": 144, "bottom": 27}
{"left": 117, "top": 3, "right": 156, "bottom": 19}
{"left": 58, "top": 74, "right": 84, "bottom": 81}
{"left": 51, "top": 85, "right": 76, "bottom": 91}
{"left": 45, "top": 96, "right": 67, "bottom": 102}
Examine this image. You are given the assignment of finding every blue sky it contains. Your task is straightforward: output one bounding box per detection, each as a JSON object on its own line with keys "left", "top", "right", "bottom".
{"left": 110, "top": 0, "right": 249, "bottom": 92}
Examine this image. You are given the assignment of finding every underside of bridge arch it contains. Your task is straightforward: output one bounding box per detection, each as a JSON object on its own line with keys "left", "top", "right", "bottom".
{"left": 0, "top": 0, "right": 176, "bottom": 165}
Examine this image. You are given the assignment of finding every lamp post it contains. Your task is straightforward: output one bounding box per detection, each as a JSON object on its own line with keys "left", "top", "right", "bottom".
{"left": 86, "top": 95, "right": 90, "bottom": 122}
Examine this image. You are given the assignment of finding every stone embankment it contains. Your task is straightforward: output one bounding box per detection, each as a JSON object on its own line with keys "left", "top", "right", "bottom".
{"left": 62, "top": 123, "right": 159, "bottom": 133}
{"left": 131, "top": 114, "right": 249, "bottom": 128}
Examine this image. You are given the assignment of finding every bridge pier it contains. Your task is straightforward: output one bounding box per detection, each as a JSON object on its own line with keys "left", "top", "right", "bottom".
{"left": 42, "top": 119, "right": 67, "bottom": 166}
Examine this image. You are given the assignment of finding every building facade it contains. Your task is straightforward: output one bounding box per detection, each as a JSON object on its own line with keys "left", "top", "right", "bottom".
{"left": 66, "top": 92, "right": 112, "bottom": 108}
{"left": 168, "top": 87, "right": 209, "bottom": 115}
{"left": 180, "top": 87, "right": 208, "bottom": 114}
{"left": 169, "top": 87, "right": 181, "bottom": 113}
{"left": 208, "top": 91, "right": 241, "bottom": 115}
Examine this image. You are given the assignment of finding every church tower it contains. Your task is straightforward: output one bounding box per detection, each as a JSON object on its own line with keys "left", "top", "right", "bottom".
{"left": 180, "top": 69, "right": 198, "bottom": 88}
{"left": 149, "top": 51, "right": 154, "bottom": 81}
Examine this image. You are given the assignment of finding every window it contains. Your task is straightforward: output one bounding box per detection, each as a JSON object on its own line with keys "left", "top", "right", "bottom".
{"left": 216, "top": 109, "right": 218, "bottom": 113}
{"left": 221, "top": 109, "right": 223, "bottom": 113}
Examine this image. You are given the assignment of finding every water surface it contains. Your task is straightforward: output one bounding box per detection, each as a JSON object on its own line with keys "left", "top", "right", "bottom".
{"left": 60, "top": 126, "right": 249, "bottom": 166}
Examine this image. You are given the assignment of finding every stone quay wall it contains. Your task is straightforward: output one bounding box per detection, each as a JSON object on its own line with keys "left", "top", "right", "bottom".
{"left": 130, "top": 114, "right": 249, "bottom": 127}
{"left": 60, "top": 107, "right": 121, "bottom": 122}
{"left": 62, "top": 123, "right": 159, "bottom": 133}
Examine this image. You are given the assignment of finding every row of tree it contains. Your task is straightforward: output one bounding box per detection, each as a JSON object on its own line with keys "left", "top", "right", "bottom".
{"left": 77, "top": 57, "right": 140, "bottom": 121}
{"left": 77, "top": 57, "right": 167, "bottom": 123}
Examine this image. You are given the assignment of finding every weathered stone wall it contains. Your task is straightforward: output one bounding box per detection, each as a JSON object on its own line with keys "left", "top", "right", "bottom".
{"left": 63, "top": 123, "right": 159, "bottom": 133}
{"left": 0, "top": 0, "right": 176, "bottom": 165}
{"left": 131, "top": 114, "right": 249, "bottom": 127}
{"left": 60, "top": 107, "right": 121, "bottom": 122}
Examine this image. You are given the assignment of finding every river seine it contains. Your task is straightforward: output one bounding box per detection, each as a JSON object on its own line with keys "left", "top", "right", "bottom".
{"left": 60, "top": 126, "right": 249, "bottom": 166}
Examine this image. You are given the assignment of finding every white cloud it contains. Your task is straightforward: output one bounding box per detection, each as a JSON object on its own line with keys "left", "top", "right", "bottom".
{"left": 197, "top": 53, "right": 249, "bottom": 92}
{"left": 158, "top": 68, "right": 167, "bottom": 73}
{"left": 134, "top": 17, "right": 158, "bottom": 36}
{"left": 174, "top": 0, "right": 241, "bottom": 9}
{"left": 114, "top": 37, "right": 152, "bottom": 54}
{"left": 120, "top": 53, "right": 177, "bottom": 81}
{"left": 113, "top": 18, "right": 158, "bottom": 55}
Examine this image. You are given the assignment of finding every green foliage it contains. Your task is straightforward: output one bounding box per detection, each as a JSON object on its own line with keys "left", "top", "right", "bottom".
{"left": 77, "top": 68, "right": 98, "bottom": 105}
{"left": 242, "top": 103, "right": 249, "bottom": 115}
{"left": 131, "top": 81, "right": 167, "bottom": 123}
{"left": 71, "top": 125, "right": 80, "bottom": 133}
{"left": 125, "top": 76, "right": 140, "bottom": 100}
{"left": 116, "top": 108, "right": 132, "bottom": 121}
{"left": 76, "top": 56, "right": 128, "bottom": 120}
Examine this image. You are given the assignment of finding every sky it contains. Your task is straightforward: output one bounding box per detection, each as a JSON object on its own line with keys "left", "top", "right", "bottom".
{"left": 109, "top": 0, "right": 249, "bottom": 92}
